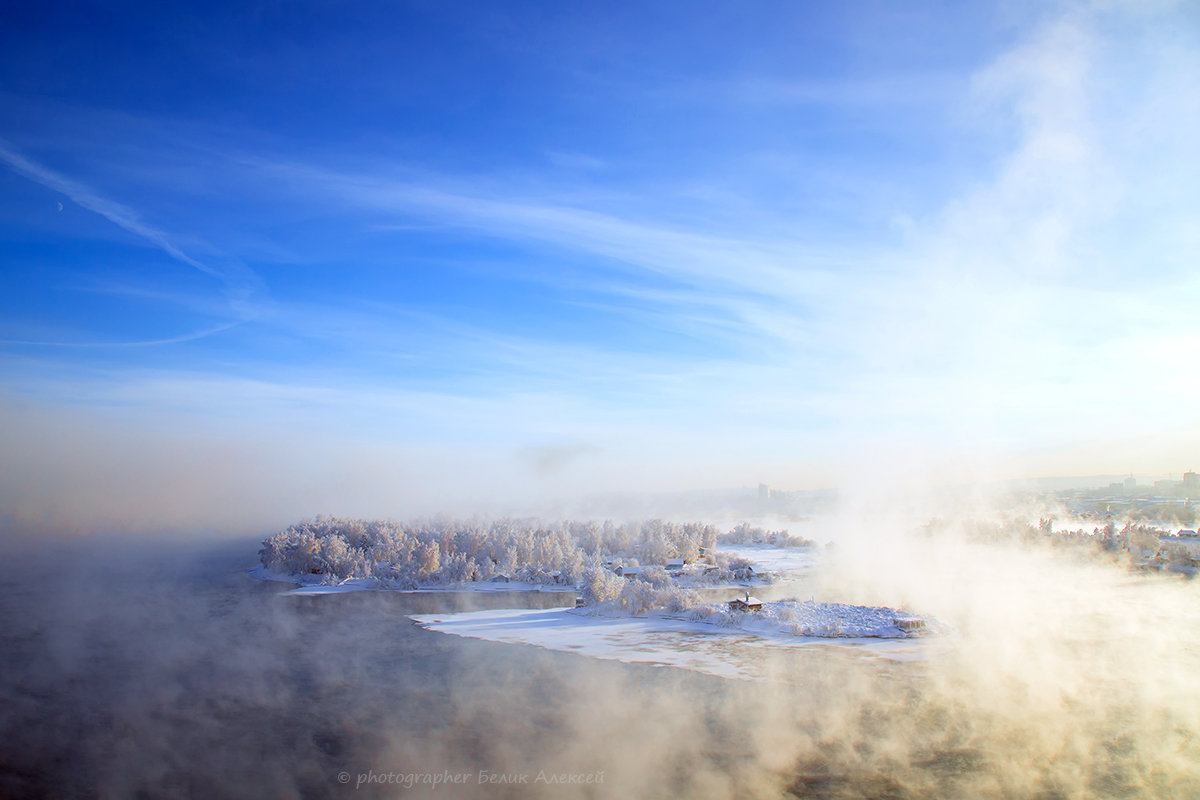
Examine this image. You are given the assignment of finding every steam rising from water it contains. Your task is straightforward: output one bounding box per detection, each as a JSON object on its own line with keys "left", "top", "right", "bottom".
{"left": 2, "top": 516, "right": 1199, "bottom": 799}
{"left": 814, "top": 519, "right": 1200, "bottom": 797}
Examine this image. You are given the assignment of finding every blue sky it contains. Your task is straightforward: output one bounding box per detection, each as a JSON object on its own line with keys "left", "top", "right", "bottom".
{"left": 2, "top": 0, "right": 1198, "bottom": 529}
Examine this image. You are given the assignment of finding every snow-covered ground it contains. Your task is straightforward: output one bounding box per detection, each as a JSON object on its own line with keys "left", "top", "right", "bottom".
{"left": 246, "top": 566, "right": 572, "bottom": 596}
{"left": 410, "top": 604, "right": 954, "bottom": 681}
{"left": 688, "top": 599, "right": 950, "bottom": 639}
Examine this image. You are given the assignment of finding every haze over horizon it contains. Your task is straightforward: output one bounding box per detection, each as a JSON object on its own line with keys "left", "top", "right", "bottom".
{"left": 2, "top": 0, "right": 1198, "bottom": 533}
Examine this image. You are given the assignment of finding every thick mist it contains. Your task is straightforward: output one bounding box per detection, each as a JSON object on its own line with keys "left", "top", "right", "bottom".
{"left": 814, "top": 511, "right": 1200, "bottom": 797}
{"left": 0, "top": 536, "right": 804, "bottom": 798}
{"left": 4, "top": 506, "right": 1199, "bottom": 799}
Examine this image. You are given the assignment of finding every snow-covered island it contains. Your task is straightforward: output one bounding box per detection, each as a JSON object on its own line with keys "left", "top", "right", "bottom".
{"left": 253, "top": 516, "right": 949, "bottom": 677}
{"left": 253, "top": 516, "right": 809, "bottom": 593}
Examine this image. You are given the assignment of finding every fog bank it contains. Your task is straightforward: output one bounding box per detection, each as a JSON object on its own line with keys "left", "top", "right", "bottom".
{"left": 3, "top": 514, "right": 1199, "bottom": 798}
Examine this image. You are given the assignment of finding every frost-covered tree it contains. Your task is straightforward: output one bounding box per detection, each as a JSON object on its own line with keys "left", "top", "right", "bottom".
{"left": 639, "top": 565, "right": 670, "bottom": 588}
{"left": 417, "top": 541, "right": 440, "bottom": 577}
{"left": 580, "top": 565, "right": 624, "bottom": 604}
{"left": 1127, "top": 526, "right": 1161, "bottom": 559}
{"left": 618, "top": 580, "right": 658, "bottom": 615}
{"left": 653, "top": 584, "right": 699, "bottom": 613}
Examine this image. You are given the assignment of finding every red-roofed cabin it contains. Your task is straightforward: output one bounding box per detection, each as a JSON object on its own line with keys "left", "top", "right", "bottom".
{"left": 728, "top": 593, "right": 763, "bottom": 612}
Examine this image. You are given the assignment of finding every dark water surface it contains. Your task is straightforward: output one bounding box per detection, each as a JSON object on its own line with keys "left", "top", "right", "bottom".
{"left": 1, "top": 536, "right": 1198, "bottom": 799}
{"left": 0, "top": 538, "right": 772, "bottom": 798}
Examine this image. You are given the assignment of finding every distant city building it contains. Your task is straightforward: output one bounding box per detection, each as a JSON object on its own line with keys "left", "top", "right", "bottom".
{"left": 1124, "top": 477, "right": 1137, "bottom": 490}
{"left": 1183, "top": 472, "right": 1199, "bottom": 492}
{"left": 758, "top": 483, "right": 771, "bottom": 502}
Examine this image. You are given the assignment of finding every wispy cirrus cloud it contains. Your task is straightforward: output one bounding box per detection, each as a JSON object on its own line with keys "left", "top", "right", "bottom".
{"left": 231, "top": 3, "right": 1198, "bottom": 476}
{"left": 0, "top": 139, "right": 265, "bottom": 345}
{"left": 0, "top": 139, "right": 221, "bottom": 280}
{"left": 0, "top": 321, "right": 244, "bottom": 349}
{"left": 1, "top": 0, "right": 1197, "bottom": 516}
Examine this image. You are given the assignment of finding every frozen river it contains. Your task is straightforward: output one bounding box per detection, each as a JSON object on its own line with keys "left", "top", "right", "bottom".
{"left": 4, "top": 536, "right": 1200, "bottom": 799}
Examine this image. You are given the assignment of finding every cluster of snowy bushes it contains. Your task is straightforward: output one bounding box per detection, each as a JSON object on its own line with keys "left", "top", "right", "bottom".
{"left": 578, "top": 565, "right": 699, "bottom": 615}
{"left": 687, "top": 600, "right": 927, "bottom": 638}
{"left": 259, "top": 516, "right": 722, "bottom": 588}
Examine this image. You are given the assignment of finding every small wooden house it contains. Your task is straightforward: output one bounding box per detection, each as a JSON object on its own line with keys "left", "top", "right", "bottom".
{"left": 728, "top": 593, "right": 763, "bottom": 612}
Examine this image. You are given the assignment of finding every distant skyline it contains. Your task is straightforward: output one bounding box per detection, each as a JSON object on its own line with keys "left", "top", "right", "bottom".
{"left": 2, "top": 1, "right": 1198, "bottom": 532}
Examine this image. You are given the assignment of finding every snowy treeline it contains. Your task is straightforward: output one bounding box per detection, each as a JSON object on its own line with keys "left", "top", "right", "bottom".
{"left": 259, "top": 516, "right": 721, "bottom": 588}
{"left": 718, "top": 522, "right": 815, "bottom": 548}
{"left": 960, "top": 517, "right": 1182, "bottom": 559}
